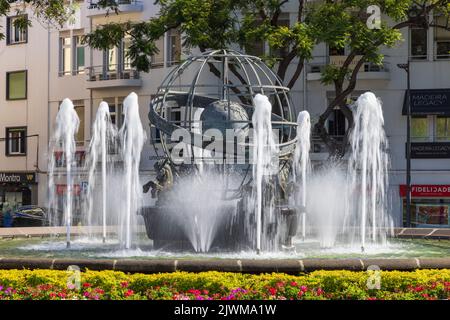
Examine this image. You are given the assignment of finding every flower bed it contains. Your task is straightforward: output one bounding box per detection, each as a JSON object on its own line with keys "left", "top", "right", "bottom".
{"left": 0, "top": 269, "right": 449, "bottom": 300}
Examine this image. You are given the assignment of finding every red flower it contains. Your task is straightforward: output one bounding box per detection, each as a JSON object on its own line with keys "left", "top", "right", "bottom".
{"left": 82, "top": 283, "right": 91, "bottom": 288}
{"left": 414, "top": 286, "right": 424, "bottom": 292}
{"left": 316, "top": 288, "right": 324, "bottom": 296}
{"left": 49, "top": 292, "right": 57, "bottom": 299}
{"left": 300, "top": 286, "right": 308, "bottom": 292}
{"left": 120, "top": 281, "right": 129, "bottom": 288}
{"left": 290, "top": 281, "right": 298, "bottom": 287}
{"left": 124, "top": 289, "right": 134, "bottom": 298}
{"left": 297, "top": 291, "right": 304, "bottom": 298}
{"left": 268, "top": 288, "right": 277, "bottom": 296}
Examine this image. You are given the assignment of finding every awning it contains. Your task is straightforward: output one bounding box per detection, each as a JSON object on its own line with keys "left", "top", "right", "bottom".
{"left": 402, "top": 89, "right": 450, "bottom": 116}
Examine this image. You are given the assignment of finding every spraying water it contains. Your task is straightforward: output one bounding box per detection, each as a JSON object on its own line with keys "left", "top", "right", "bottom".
{"left": 251, "top": 94, "right": 279, "bottom": 253}
{"left": 293, "top": 111, "right": 311, "bottom": 240}
{"left": 48, "top": 99, "right": 80, "bottom": 248}
{"left": 119, "top": 92, "right": 146, "bottom": 249}
{"left": 84, "top": 102, "right": 117, "bottom": 242}
{"left": 346, "top": 92, "right": 392, "bottom": 250}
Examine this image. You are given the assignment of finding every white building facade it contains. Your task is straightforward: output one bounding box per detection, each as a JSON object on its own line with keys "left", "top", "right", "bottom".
{"left": 0, "top": 0, "right": 449, "bottom": 228}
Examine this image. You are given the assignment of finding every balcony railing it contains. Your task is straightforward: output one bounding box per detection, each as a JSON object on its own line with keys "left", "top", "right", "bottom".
{"left": 87, "top": 0, "right": 140, "bottom": 9}
{"left": 306, "top": 56, "right": 391, "bottom": 81}
{"left": 86, "top": 65, "right": 142, "bottom": 89}
{"left": 86, "top": 65, "right": 139, "bottom": 82}
{"left": 86, "top": 0, "right": 143, "bottom": 16}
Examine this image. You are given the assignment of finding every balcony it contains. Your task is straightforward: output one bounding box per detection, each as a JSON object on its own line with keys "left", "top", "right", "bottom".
{"left": 86, "top": 65, "right": 142, "bottom": 89}
{"left": 306, "top": 56, "right": 391, "bottom": 81}
{"left": 86, "top": 0, "right": 143, "bottom": 17}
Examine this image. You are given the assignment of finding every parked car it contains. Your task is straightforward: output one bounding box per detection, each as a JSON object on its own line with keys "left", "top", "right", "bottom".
{"left": 0, "top": 206, "right": 49, "bottom": 227}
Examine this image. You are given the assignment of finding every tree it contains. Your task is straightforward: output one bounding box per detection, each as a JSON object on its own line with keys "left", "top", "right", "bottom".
{"left": 308, "top": 0, "right": 450, "bottom": 157}
{"left": 0, "top": 0, "right": 78, "bottom": 40}
{"left": 83, "top": 0, "right": 314, "bottom": 90}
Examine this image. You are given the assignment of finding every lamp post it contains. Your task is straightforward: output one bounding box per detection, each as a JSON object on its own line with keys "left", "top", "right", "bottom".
{"left": 397, "top": 61, "right": 411, "bottom": 228}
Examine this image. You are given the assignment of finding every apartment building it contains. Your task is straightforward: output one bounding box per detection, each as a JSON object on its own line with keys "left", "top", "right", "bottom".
{"left": 0, "top": 0, "right": 182, "bottom": 214}
{"left": 0, "top": 1, "right": 449, "bottom": 228}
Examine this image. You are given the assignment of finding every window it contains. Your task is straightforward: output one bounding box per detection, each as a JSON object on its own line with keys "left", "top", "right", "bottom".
{"left": 327, "top": 109, "right": 347, "bottom": 137}
{"left": 329, "top": 46, "right": 346, "bottom": 56}
{"left": 411, "top": 116, "right": 450, "bottom": 142}
{"left": 152, "top": 37, "right": 165, "bottom": 67}
{"left": 6, "top": 70, "right": 27, "bottom": 100}
{"left": 122, "top": 36, "right": 132, "bottom": 70}
{"left": 75, "top": 36, "right": 85, "bottom": 74}
{"left": 412, "top": 116, "right": 430, "bottom": 142}
{"left": 6, "top": 15, "right": 27, "bottom": 45}
{"left": 434, "top": 15, "right": 450, "bottom": 59}
{"left": 60, "top": 37, "right": 72, "bottom": 76}
{"left": 59, "top": 34, "right": 85, "bottom": 76}
{"left": 74, "top": 102, "right": 85, "bottom": 146}
{"left": 270, "top": 13, "right": 290, "bottom": 59}
{"left": 5, "top": 127, "right": 27, "bottom": 156}
{"left": 167, "top": 28, "right": 181, "bottom": 66}
{"left": 436, "top": 116, "right": 450, "bottom": 141}
{"left": 410, "top": 27, "right": 428, "bottom": 60}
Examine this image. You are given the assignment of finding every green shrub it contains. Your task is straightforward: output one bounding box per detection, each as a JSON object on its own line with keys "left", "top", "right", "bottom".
{"left": 0, "top": 269, "right": 448, "bottom": 300}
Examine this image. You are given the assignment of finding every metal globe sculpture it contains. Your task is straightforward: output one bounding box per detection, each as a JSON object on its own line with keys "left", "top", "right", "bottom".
{"left": 148, "top": 49, "right": 298, "bottom": 164}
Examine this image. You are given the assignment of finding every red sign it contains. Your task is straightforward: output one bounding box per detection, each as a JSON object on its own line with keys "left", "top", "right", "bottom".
{"left": 56, "top": 184, "right": 81, "bottom": 196}
{"left": 399, "top": 185, "right": 450, "bottom": 197}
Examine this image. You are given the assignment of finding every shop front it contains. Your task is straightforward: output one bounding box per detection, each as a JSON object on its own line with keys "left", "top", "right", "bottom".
{"left": 400, "top": 185, "right": 450, "bottom": 228}
{"left": 0, "top": 172, "right": 37, "bottom": 211}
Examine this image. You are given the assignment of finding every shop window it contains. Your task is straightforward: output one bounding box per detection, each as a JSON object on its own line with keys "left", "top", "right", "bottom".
{"left": 6, "top": 70, "right": 27, "bottom": 100}
{"left": 403, "top": 199, "right": 450, "bottom": 227}
{"left": 434, "top": 15, "right": 450, "bottom": 60}
{"left": 6, "top": 15, "right": 27, "bottom": 45}
{"left": 410, "top": 27, "right": 428, "bottom": 60}
{"left": 5, "top": 127, "right": 27, "bottom": 156}
{"left": 411, "top": 116, "right": 430, "bottom": 142}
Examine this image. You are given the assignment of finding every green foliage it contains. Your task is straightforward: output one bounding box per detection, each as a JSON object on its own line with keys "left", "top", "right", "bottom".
{"left": 0, "top": 269, "right": 449, "bottom": 300}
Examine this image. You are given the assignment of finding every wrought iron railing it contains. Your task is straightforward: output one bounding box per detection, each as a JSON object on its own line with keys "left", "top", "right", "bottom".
{"left": 86, "top": 65, "right": 140, "bottom": 82}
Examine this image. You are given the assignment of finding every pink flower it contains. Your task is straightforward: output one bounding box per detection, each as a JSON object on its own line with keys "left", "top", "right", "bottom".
{"left": 300, "top": 286, "right": 308, "bottom": 292}
{"left": 83, "top": 291, "right": 90, "bottom": 298}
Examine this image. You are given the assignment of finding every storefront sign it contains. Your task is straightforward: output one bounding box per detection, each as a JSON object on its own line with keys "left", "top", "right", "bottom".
{"left": 56, "top": 184, "right": 81, "bottom": 196}
{"left": 399, "top": 185, "right": 450, "bottom": 197}
{"left": 408, "top": 142, "right": 450, "bottom": 159}
{"left": 402, "top": 89, "right": 450, "bottom": 115}
{"left": 0, "top": 172, "right": 37, "bottom": 184}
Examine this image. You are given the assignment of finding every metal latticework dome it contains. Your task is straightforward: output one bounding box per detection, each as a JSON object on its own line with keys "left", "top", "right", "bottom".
{"left": 149, "top": 49, "right": 298, "bottom": 165}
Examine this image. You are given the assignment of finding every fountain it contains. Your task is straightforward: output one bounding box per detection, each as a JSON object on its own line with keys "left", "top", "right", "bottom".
{"left": 346, "top": 92, "right": 392, "bottom": 250}
{"left": 251, "top": 94, "right": 279, "bottom": 253}
{"left": 293, "top": 111, "right": 311, "bottom": 241}
{"left": 48, "top": 98, "right": 80, "bottom": 248}
{"left": 1, "top": 50, "right": 448, "bottom": 277}
{"left": 84, "top": 101, "right": 117, "bottom": 242}
{"left": 119, "top": 92, "right": 146, "bottom": 249}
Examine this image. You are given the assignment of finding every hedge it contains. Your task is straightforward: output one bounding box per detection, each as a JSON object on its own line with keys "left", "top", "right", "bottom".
{"left": 0, "top": 269, "right": 449, "bottom": 300}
